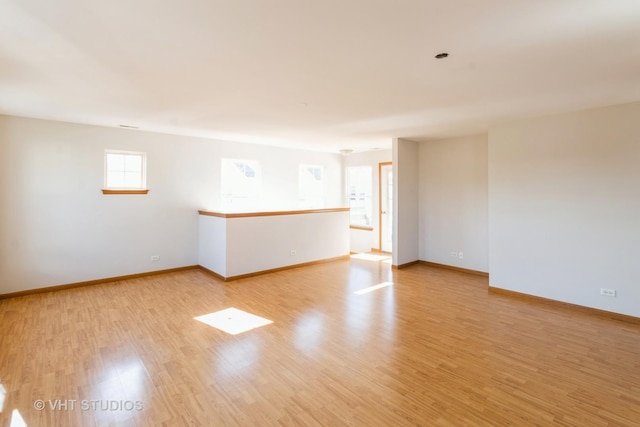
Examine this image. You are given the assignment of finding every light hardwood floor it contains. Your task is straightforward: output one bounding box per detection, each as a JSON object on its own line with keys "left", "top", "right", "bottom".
{"left": 1, "top": 257, "right": 639, "bottom": 426}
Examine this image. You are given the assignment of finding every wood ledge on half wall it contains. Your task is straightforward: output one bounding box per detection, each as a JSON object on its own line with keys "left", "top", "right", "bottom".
{"left": 198, "top": 207, "right": 350, "bottom": 218}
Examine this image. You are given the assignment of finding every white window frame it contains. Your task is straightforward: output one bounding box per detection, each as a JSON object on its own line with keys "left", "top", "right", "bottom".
{"left": 103, "top": 149, "right": 147, "bottom": 191}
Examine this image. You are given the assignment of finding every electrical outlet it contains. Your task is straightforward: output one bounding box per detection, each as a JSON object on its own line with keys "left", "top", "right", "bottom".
{"left": 450, "top": 252, "right": 457, "bottom": 258}
{"left": 290, "top": 250, "right": 296, "bottom": 256}
{"left": 151, "top": 255, "right": 160, "bottom": 261}
{"left": 600, "top": 288, "right": 616, "bottom": 297}
{"left": 458, "top": 252, "right": 464, "bottom": 259}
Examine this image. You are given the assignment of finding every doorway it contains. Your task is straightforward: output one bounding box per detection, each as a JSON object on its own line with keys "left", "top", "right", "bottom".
{"left": 379, "top": 162, "right": 392, "bottom": 253}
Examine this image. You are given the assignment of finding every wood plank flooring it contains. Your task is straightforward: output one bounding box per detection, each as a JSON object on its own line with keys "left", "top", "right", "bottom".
{"left": 1, "top": 257, "right": 639, "bottom": 426}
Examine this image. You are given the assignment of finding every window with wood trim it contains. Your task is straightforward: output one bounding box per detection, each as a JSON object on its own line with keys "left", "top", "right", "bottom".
{"left": 299, "top": 164, "right": 325, "bottom": 209}
{"left": 221, "top": 159, "right": 262, "bottom": 211}
{"left": 103, "top": 150, "right": 147, "bottom": 194}
{"left": 346, "top": 166, "right": 372, "bottom": 226}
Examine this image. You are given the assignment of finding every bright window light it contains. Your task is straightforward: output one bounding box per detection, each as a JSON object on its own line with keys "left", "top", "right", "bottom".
{"left": 11, "top": 409, "right": 27, "bottom": 427}
{"left": 346, "top": 166, "right": 372, "bottom": 226}
{"left": 221, "top": 159, "right": 262, "bottom": 211}
{"left": 354, "top": 281, "right": 394, "bottom": 295}
{"left": 195, "top": 308, "right": 273, "bottom": 335}
{"left": 299, "top": 164, "right": 325, "bottom": 208}
{"left": 104, "top": 150, "right": 147, "bottom": 189}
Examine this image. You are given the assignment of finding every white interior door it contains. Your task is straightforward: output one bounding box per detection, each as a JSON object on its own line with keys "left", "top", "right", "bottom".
{"left": 380, "top": 163, "right": 393, "bottom": 253}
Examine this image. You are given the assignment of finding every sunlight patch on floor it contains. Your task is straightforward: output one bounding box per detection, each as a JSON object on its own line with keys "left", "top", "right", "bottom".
{"left": 354, "top": 281, "right": 394, "bottom": 295}
{"left": 11, "top": 409, "right": 27, "bottom": 427}
{"left": 195, "top": 308, "right": 273, "bottom": 335}
{"left": 0, "top": 383, "right": 5, "bottom": 413}
{"left": 350, "top": 253, "right": 392, "bottom": 262}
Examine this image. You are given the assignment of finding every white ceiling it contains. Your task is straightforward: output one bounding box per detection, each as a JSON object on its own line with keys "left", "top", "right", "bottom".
{"left": 1, "top": 0, "right": 639, "bottom": 152}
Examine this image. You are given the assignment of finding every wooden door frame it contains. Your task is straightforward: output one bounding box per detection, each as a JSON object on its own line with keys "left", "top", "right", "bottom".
{"left": 378, "top": 161, "right": 392, "bottom": 252}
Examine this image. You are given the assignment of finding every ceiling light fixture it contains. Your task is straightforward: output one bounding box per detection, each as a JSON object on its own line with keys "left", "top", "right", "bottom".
{"left": 435, "top": 52, "right": 449, "bottom": 59}
{"left": 339, "top": 149, "right": 353, "bottom": 156}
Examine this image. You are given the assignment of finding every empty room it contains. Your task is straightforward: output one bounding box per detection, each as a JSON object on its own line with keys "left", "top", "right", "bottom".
{"left": 1, "top": 1, "right": 639, "bottom": 426}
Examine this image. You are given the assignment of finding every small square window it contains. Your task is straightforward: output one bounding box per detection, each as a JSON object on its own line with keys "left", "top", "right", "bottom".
{"left": 103, "top": 150, "right": 148, "bottom": 194}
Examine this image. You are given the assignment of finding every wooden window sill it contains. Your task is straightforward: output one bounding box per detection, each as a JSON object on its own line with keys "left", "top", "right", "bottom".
{"left": 102, "top": 189, "right": 149, "bottom": 195}
{"left": 350, "top": 225, "right": 374, "bottom": 231}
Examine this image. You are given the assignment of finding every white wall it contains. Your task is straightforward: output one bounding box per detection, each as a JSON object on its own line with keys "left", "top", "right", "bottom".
{"left": 225, "top": 211, "right": 350, "bottom": 277}
{"left": 393, "top": 138, "right": 419, "bottom": 266}
{"left": 489, "top": 101, "right": 640, "bottom": 317}
{"left": 0, "top": 115, "right": 344, "bottom": 293}
{"left": 198, "top": 211, "right": 350, "bottom": 278}
{"left": 418, "top": 135, "right": 488, "bottom": 272}
{"left": 198, "top": 215, "right": 227, "bottom": 276}
{"left": 343, "top": 149, "right": 392, "bottom": 253}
